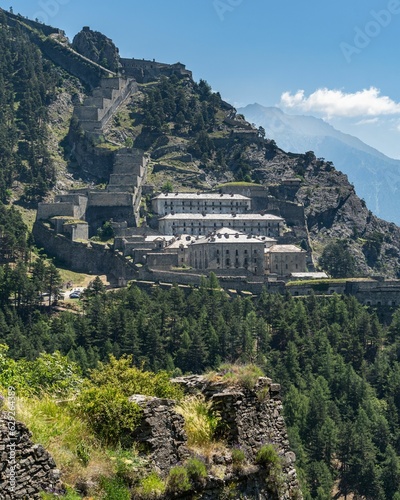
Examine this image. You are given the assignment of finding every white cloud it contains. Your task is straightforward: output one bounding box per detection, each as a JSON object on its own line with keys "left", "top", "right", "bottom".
{"left": 355, "top": 118, "right": 380, "bottom": 126}
{"left": 280, "top": 87, "right": 400, "bottom": 118}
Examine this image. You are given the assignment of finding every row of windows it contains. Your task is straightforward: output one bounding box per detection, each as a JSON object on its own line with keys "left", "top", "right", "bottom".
{"left": 164, "top": 201, "right": 247, "bottom": 206}
{"left": 216, "top": 249, "right": 259, "bottom": 255}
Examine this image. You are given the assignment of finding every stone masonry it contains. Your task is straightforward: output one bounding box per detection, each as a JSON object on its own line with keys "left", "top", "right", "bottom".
{"left": 129, "top": 375, "right": 302, "bottom": 499}
{"left": 0, "top": 412, "right": 62, "bottom": 499}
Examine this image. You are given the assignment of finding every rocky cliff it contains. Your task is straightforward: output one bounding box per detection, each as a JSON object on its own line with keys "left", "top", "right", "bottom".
{"left": 72, "top": 27, "right": 120, "bottom": 73}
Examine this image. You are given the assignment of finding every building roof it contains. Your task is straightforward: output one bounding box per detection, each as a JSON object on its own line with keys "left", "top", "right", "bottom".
{"left": 144, "top": 236, "right": 175, "bottom": 243}
{"left": 291, "top": 272, "right": 329, "bottom": 279}
{"left": 266, "top": 245, "right": 306, "bottom": 253}
{"left": 166, "top": 235, "right": 196, "bottom": 249}
{"left": 154, "top": 192, "right": 251, "bottom": 201}
{"left": 190, "top": 228, "right": 270, "bottom": 246}
{"left": 159, "top": 213, "right": 283, "bottom": 221}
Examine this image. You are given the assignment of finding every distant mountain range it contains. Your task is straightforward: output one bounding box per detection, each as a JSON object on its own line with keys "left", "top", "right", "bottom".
{"left": 238, "top": 104, "right": 400, "bottom": 225}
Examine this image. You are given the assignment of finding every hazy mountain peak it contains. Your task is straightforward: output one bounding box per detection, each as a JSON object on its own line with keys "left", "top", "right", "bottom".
{"left": 238, "top": 103, "right": 400, "bottom": 224}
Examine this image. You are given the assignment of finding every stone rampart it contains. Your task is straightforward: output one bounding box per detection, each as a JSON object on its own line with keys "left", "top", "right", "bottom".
{"left": 120, "top": 58, "right": 192, "bottom": 83}
{"left": 129, "top": 396, "right": 189, "bottom": 472}
{"left": 146, "top": 253, "right": 179, "bottom": 269}
{"left": 0, "top": 411, "right": 63, "bottom": 499}
{"left": 37, "top": 202, "right": 76, "bottom": 220}
{"left": 32, "top": 222, "right": 136, "bottom": 284}
{"left": 74, "top": 78, "right": 137, "bottom": 134}
{"left": 1, "top": 9, "right": 61, "bottom": 36}
{"left": 88, "top": 192, "right": 133, "bottom": 207}
{"left": 109, "top": 174, "right": 140, "bottom": 187}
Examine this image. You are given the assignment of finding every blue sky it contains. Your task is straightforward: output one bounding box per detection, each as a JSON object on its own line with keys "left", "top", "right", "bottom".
{"left": 4, "top": 0, "right": 400, "bottom": 157}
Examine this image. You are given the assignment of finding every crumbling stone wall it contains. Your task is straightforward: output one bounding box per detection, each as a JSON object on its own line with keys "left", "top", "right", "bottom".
{"left": 129, "top": 395, "right": 189, "bottom": 472}
{"left": 0, "top": 412, "right": 62, "bottom": 499}
{"left": 172, "top": 375, "right": 302, "bottom": 499}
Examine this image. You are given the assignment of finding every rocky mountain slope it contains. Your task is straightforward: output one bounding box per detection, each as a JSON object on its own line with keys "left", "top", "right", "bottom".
{"left": 239, "top": 103, "right": 400, "bottom": 225}
{"left": 2, "top": 9, "right": 400, "bottom": 277}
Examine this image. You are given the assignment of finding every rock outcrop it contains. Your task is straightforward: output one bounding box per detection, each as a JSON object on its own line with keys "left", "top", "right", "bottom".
{"left": 72, "top": 27, "right": 120, "bottom": 73}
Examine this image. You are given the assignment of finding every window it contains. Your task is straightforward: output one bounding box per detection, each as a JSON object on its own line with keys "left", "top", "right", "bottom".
{"left": 226, "top": 258, "right": 230, "bottom": 266}
{"left": 226, "top": 249, "right": 230, "bottom": 254}
{"left": 236, "top": 250, "right": 239, "bottom": 256}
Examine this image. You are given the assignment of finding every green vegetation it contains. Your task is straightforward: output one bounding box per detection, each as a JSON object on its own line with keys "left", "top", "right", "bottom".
{"left": 319, "top": 239, "right": 356, "bottom": 278}
{"left": 134, "top": 472, "right": 166, "bottom": 499}
{"left": 185, "top": 457, "right": 208, "bottom": 482}
{"left": 166, "top": 465, "right": 191, "bottom": 494}
{"left": 0, "top": 14, "right": 60, "bottom": 203}
{"left": 176, "top": 395, "right": 220, "bottom": 447}
{"left": 256, "top": 445, "right": 284, "bottom": 497}
{"left": 231, "top": 447, "right": 246, "bottom": 469}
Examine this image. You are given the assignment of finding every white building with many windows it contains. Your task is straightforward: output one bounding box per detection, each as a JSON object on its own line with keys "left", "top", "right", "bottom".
{"left": 187, "top": 228, "right": 274, "bottom": 276}
{"left": 152, "top": 192, "right": 251, "bottom": 216}
{"left": 158, "top": 213, "right": 283, "bottom": 237}
{"left": 265, "top": 245, "right": 307, "bottom": 276}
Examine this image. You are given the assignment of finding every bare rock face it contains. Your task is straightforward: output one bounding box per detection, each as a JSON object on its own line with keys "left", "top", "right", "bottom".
{"left": 0, "top": 412, "right": 63, "bottom": 499}
{"left": 72, "top": 27, "right": 120, "bottom": 73}
{"left": 243, "top": 144, "right": 400, "bottom": 276}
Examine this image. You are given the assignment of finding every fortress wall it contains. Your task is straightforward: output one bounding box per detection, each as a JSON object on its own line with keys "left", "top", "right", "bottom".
{"left": 83, "top": 96, "right": 109, "bottom": 108}
{"left": 74, "top": 106, "right": 100, "bottom": 121}
{"left": 109, "top": 174, "right": 140, "bottom": 187}
{"left": 32, "top": 223, "right": 136, "bottom": 283}
{"left": 147, "top": 253, "right": 179, "bottom": 269}
{"left": 88, "top": 192, "right": 133, "bottom": 207}
{"left": 37, "top": 203, "right": 75, "bottom": 220}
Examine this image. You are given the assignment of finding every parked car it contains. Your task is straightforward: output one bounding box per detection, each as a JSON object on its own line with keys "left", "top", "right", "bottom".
{"left": 69, "top": 291, "right": 81, "bottom": 299}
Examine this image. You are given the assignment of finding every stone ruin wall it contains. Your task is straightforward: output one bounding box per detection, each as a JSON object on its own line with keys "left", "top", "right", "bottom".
{"left": 0, "top": 412, "right": 62, "bottom": 499}
{"left": 129, "top": 375, "right": 302, "bottom": 499}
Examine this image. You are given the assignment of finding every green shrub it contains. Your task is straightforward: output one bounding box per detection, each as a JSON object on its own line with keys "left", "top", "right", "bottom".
{"left": 167, "top": 466, "right": 191, "bottom": 494}
{"left": 108, "top": 448, "right": 145, "bottom": 486}
{"left": 75, "top": 384, "right": 142, "bottom": 447}
{"left": 255, "top": 444, "right": 284, "bottom": 496}
{"left": 218, "top": 364, "right": 264, "bottom": 390}
{"left": 185, "top": 457, "right": 208, "bottom": 482}
{"left": 100, "top": 476, "right": 131, "bottom": 500}
{"left": 135, "top": 472, "right": 166, "bottom": 498}
{"left": 176, "top": 396, "right": 221, "bottom": 446}
{"left": 88, "top": 355, "right": 183, "bottom": 400}
{"left": 40, "top": 487, "right": 81, "bottom": 499}
{"left": 231, "top": 447, "right": 246, "bottom": 468}
{"left": 256, "top": 444, "right": 280, "bottom": 468}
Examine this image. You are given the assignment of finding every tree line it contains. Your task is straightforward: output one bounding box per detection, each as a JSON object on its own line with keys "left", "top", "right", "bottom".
{"left": 2, "top": 259, "right": 400, "bottom": 497}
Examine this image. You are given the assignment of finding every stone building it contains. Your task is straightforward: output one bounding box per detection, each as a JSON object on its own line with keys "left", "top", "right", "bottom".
{"left": 152, "top": 192, "right": 251, "bottom": 216}
{"left": 159, "top": 213, "right": 283, "bottom": 237}
{"left": 187, "top": 228, "right": 276, "bottom": 276}
{"left": 120, "top": 58, "right": 192, "bottom": 83}
{"left": 35, "top": 149, "right": 148, "bottom": 236}
{"left": 265, "top": 244, "right": 307, "bottom": 276}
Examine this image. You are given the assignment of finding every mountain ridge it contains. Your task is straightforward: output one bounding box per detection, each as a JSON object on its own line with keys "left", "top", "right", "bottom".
{"left": 239, "top": 103, "right": 400, "bottom": 224}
